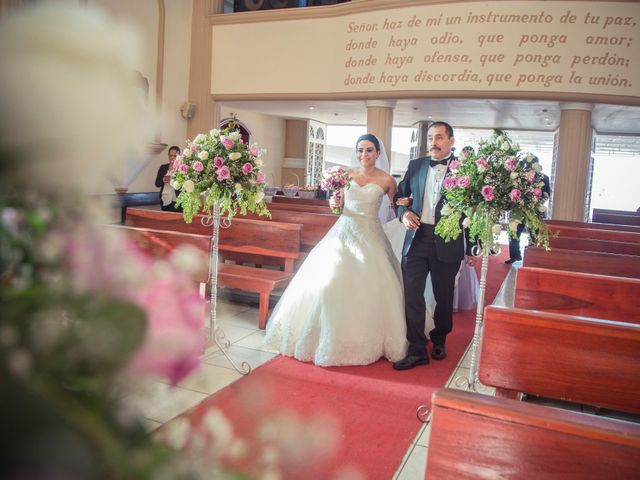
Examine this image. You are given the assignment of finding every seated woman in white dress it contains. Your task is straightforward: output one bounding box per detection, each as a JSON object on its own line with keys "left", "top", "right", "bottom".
{"left": 263, "top": 134, "right": 408, "bottom": 367}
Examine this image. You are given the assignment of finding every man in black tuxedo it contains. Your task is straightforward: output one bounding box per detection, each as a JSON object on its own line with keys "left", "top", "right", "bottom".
{"left": 393, "top": 121, "right": 475, "bottom": 370}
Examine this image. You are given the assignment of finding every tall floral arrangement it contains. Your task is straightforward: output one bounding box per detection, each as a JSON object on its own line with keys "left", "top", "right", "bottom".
{"left": 171, "top": 117, "right": 270, "bottom": 223}
{"left": 435, "top": 129, "right": 550, "bottom": 251}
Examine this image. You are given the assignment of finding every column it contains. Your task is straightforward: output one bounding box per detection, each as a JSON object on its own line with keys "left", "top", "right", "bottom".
{"left": 186, "top": 0, "right": 221, "bottom": 139}
{"left": 552, "top": 102, "right": 594, "bottom": 221}
{"left": 365, "top": 100, "right": 395, "bottom": 167}
{"left": 413, "top": 120, "right": 431, "bottom": 158}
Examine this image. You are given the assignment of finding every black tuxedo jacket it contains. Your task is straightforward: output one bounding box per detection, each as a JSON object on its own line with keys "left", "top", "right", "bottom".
{"left": 395, "top": 156, "right": 469, "bottom": 262}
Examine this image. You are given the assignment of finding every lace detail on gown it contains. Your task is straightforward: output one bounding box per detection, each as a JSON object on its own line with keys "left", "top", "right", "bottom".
{"left": 263, "top": 182, "right": 408, "bottom": 366}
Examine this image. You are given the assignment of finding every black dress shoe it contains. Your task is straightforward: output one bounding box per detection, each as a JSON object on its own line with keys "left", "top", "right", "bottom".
{"left": 505, "top": 258, "right": 521, "bottom": 264}
{"left": 393, "top": 354, "right": 429, "bottom": 370}
{"left": 431, "top": 344, "right": 447, "bottom": 360}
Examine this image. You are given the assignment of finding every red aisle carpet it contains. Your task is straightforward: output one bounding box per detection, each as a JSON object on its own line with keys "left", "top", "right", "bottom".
{"left": 164, "top": 250, "right": 511, "bottom": 479}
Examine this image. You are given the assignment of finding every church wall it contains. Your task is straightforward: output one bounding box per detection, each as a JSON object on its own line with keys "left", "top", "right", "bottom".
{"left": 89, "top": 0, "right": 193, "bottom": 194}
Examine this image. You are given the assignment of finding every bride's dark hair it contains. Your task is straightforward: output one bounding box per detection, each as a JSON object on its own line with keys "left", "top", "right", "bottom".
{"left": 356, "top": 133, "right": 380, "bottom": 152}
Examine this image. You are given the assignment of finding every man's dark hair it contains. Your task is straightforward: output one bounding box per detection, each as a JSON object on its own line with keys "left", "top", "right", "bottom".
{"left": 168, "top": 145, "right": 181, "bottom": 154}
{"left": 428, "top": 121, "right": 454, "bottom": 138}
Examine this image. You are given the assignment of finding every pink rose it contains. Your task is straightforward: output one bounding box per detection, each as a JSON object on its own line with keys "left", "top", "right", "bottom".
{"left": 216, "top": 165, "right": 230, "bottom": 181}
{"left": 525, "top": 170, "right": 536, "bottom": 183}
{"left": 509, "top": 188, "right": 522, "bottom": 202}
{"left": 443, "top": 177, "right": 457, "bottom": 190}
{"left": 242, "top": 162, "right": 253, "bottom": 175}
{"left": 457, "top": 176, "right": 471, "bottom": 188}
{"left": 475, "top": 157, "right": 488, "bottom": 171}
{"left": 481, "top": 185, "right": 495, "bottom": 201}
{"left": 179, "top": 163, "right": 189, "bottom": 173}
{"left": 532, "top": 187, "right": 542, "bottom": 199}
{"left": 256, "top": 172, "right": 266, "bottom": 184}
{"left": 250, "top": 147, "right": 259, "bottom": 157}
{"left": 193, "top": 161, "right": 204, "bottom": 172}
{"left": 188, "top": 142, "right": 197, "bottom": 151}
{"left": 504, "top": 158, "right": 517, "bottom": 172}
{"left": 448, "top": 160, "right": 460, "bottom": 171}
{"left": 214, "top": 156, "right": 225, "bottom": 168}
{"left": 221, "top": 137, "right": 234, "bottom": 149}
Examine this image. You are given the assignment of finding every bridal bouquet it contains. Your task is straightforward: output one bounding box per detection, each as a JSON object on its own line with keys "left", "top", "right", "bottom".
{"left": 321, "top": 166, "right": 351, "bottom": 214}
{"left": 435, "top": 129, "right": 550, "bottom": 251}
{"left": 171, "top": 116, "right": 271, "bottom": 222}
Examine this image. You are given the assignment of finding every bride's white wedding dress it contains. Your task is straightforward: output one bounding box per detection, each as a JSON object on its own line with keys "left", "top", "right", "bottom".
{"left": 263, "top": 181, "right": 408, "bottom": 366}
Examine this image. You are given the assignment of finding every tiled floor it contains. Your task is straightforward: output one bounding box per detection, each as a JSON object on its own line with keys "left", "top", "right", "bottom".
{"left": 127, "top": 265, "right": 516, "bottom": 479}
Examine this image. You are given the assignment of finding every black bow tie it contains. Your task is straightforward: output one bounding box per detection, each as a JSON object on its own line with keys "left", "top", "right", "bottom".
{"left": 430, "top": 158, "right": 448, "bottom": 167}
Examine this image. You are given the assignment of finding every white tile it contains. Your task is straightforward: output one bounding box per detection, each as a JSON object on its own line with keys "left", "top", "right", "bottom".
{"left": 210, "top": 323, "right": 257, "bottom": 345}
{"left": 169, "top": 362, "right": 242, "bottom": 395}
{"left": 233, "top": 330, "right": 269, "bottom": 350}
{"left": 204, "top": 345, "right": 277, "bottom": 370}
{"left": 126, "top": 382, "right": 208, "bottom": 424}
{"left": 219, "top": 307, "right": 261, "bottom": 330}
{"left": 395, "top": 445, "right": 428, "bottom": 480}
{"left": 416, "top": 421, "right": 431, "bottom": 448}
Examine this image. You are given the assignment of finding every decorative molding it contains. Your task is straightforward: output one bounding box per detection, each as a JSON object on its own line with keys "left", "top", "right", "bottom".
{"left": 155, "top": 0, "right": 166, "bottom": 143}
{"left": 282, "top": 157, "right": 306, "bottom": 168}
{"left": 366, "top": 100, "right": 397, "bottom": 109}
{"left": 559, "top": 102, "right": 594, "bottom": 112}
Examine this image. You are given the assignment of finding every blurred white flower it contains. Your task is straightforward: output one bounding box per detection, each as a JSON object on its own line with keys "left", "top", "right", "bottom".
{"left": 538, "top": 204, "right": 548, "bottom": 213}
{"left": 492, "top": 224, "right": 502, "bottom": 235}
{"left": 532, "top": 163, "right": 543, "bottom": 172}
{"left": 228, "top": 131, "right": 242, "bottom": 141}
{"left": 194, "top": 134, "right": 206, "bottom": 144}
{"left": 462, "top": 217, "right": 471, "bottom": 228}
{"left": 441, "top": 203, "right": 452, "bottom": 215}
{"left": 197, "top": 150, "right": 208, "bottom": 161}
{"left": 161, "top": 417, "right": 191, "bottom": 450}
{"left": 0, "top": 3, "right": 153, "bottom": 193}
{"left": 183, "top": 180, "right": 195, "bottom": 193}
{"left": 229, "top": 152, "right": 242, "bottom": 161}
{"left": 255, "top": 192, "right": 265, "bottom": 203}
{"left": 182, "top": 148, "right": 192, "bottom": 158}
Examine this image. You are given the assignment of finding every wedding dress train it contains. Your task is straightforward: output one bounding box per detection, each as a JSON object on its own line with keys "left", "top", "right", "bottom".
{"left": 263, "top": 181, "right": 408, "bottom": 366}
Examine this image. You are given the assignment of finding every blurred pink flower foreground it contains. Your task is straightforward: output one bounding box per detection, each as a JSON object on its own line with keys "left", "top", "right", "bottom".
{"left": 66, "top": 226, "right": 204, "bottom": 385}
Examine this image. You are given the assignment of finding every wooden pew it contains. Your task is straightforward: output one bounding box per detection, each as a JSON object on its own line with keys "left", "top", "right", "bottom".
{"left": 426, "top": 389, "right": 640, "bottom": 479}
{"left": 93, "top": 191, "right": 161, "bottom": 224}
{"left": 593, "top": 211, "right": 640, "bottom": 226}
{"left": 514, "top": 266, "right": 640, "bottom": 321}
{"left": 546, "top": 221, "right": 640, "bottom": 244}
{"left": 109, "top": 225, "right": 292, "bottom": 329}
{"left": 479, "top": 305, "right": 640, "bottom": 415}
{"left": 523, "top": 246, "right": 640, "bottom": 279}
{"left": 271, "top": 195, "right": 329, "bottom": 207}
{"left": 546, "top": 219, "right": 640, "bottom": 234}
{"left": 124, "top": 208, "right": 302, "bottom": 273}
{"left": 238, "top": 209, "right": 337, "bottom": 251}
{"left": 547, "top": 235, "right": 640, "bottom": 256}
{"left": 593, "top": 207, "right": 639, "bottom": 217}
{"left": 266, "top": 200, "right": 333, "bottom": 215}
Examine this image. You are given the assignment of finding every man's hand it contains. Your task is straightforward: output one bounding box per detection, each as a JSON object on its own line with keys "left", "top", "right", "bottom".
{"left": 401, "top": 210, "right": 421, "bottom": 230}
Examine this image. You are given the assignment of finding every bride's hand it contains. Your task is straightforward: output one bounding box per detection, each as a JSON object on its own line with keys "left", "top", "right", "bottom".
{"left": 396, "top": 197, "right": 412, "bottom": 207}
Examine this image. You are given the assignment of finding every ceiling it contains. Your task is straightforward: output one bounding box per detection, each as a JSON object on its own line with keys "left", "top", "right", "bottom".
{"left": 219, "top": 98, "right": 640, "bottom": 154}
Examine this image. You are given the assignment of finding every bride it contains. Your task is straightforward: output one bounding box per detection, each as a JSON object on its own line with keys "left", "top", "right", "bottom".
{"left": 263, "top": 134, "right": 408, "bottom": 366}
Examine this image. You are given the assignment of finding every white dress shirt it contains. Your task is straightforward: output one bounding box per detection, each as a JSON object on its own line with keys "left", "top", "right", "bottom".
{"left": 420, "top": 157, "right": 450, "bottom": 225}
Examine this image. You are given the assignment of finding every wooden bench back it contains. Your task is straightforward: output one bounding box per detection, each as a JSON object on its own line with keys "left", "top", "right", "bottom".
{"left": 108, "top": 224, "right": 210, "bottom": 283}
{"left": 546, "top": 219, "right": 640, "bottom": 234}
{"left": 238, "top": 209, "right": 337, "bottom": 249}
{"left": 515, "top": 266, "right": 640, "bottom": 322}
{"left": 479, "top": 305, "right": 640, "bottom": 414}
{"left": 523, "top": 246, "right": 640, "bottom": 279}
{"left": 125, "top": 208, "right": 302, "bottom": 264}
{"left": 547, "top": 222, "right": 640, "bottom": 244}
{"left": 593, "top": 211, "right": 640, "bottom": 226}
{"left": 427, "top": 388, "right": 640, "bottom": 479}
{"left": 548, "top": 235, "right": 640, "bottom": 256}
{"left": 266, "top": 200, "right": 333, "bottom": 215}
{"left": 593, "top": 208, "right": 640, "bottom": 217}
